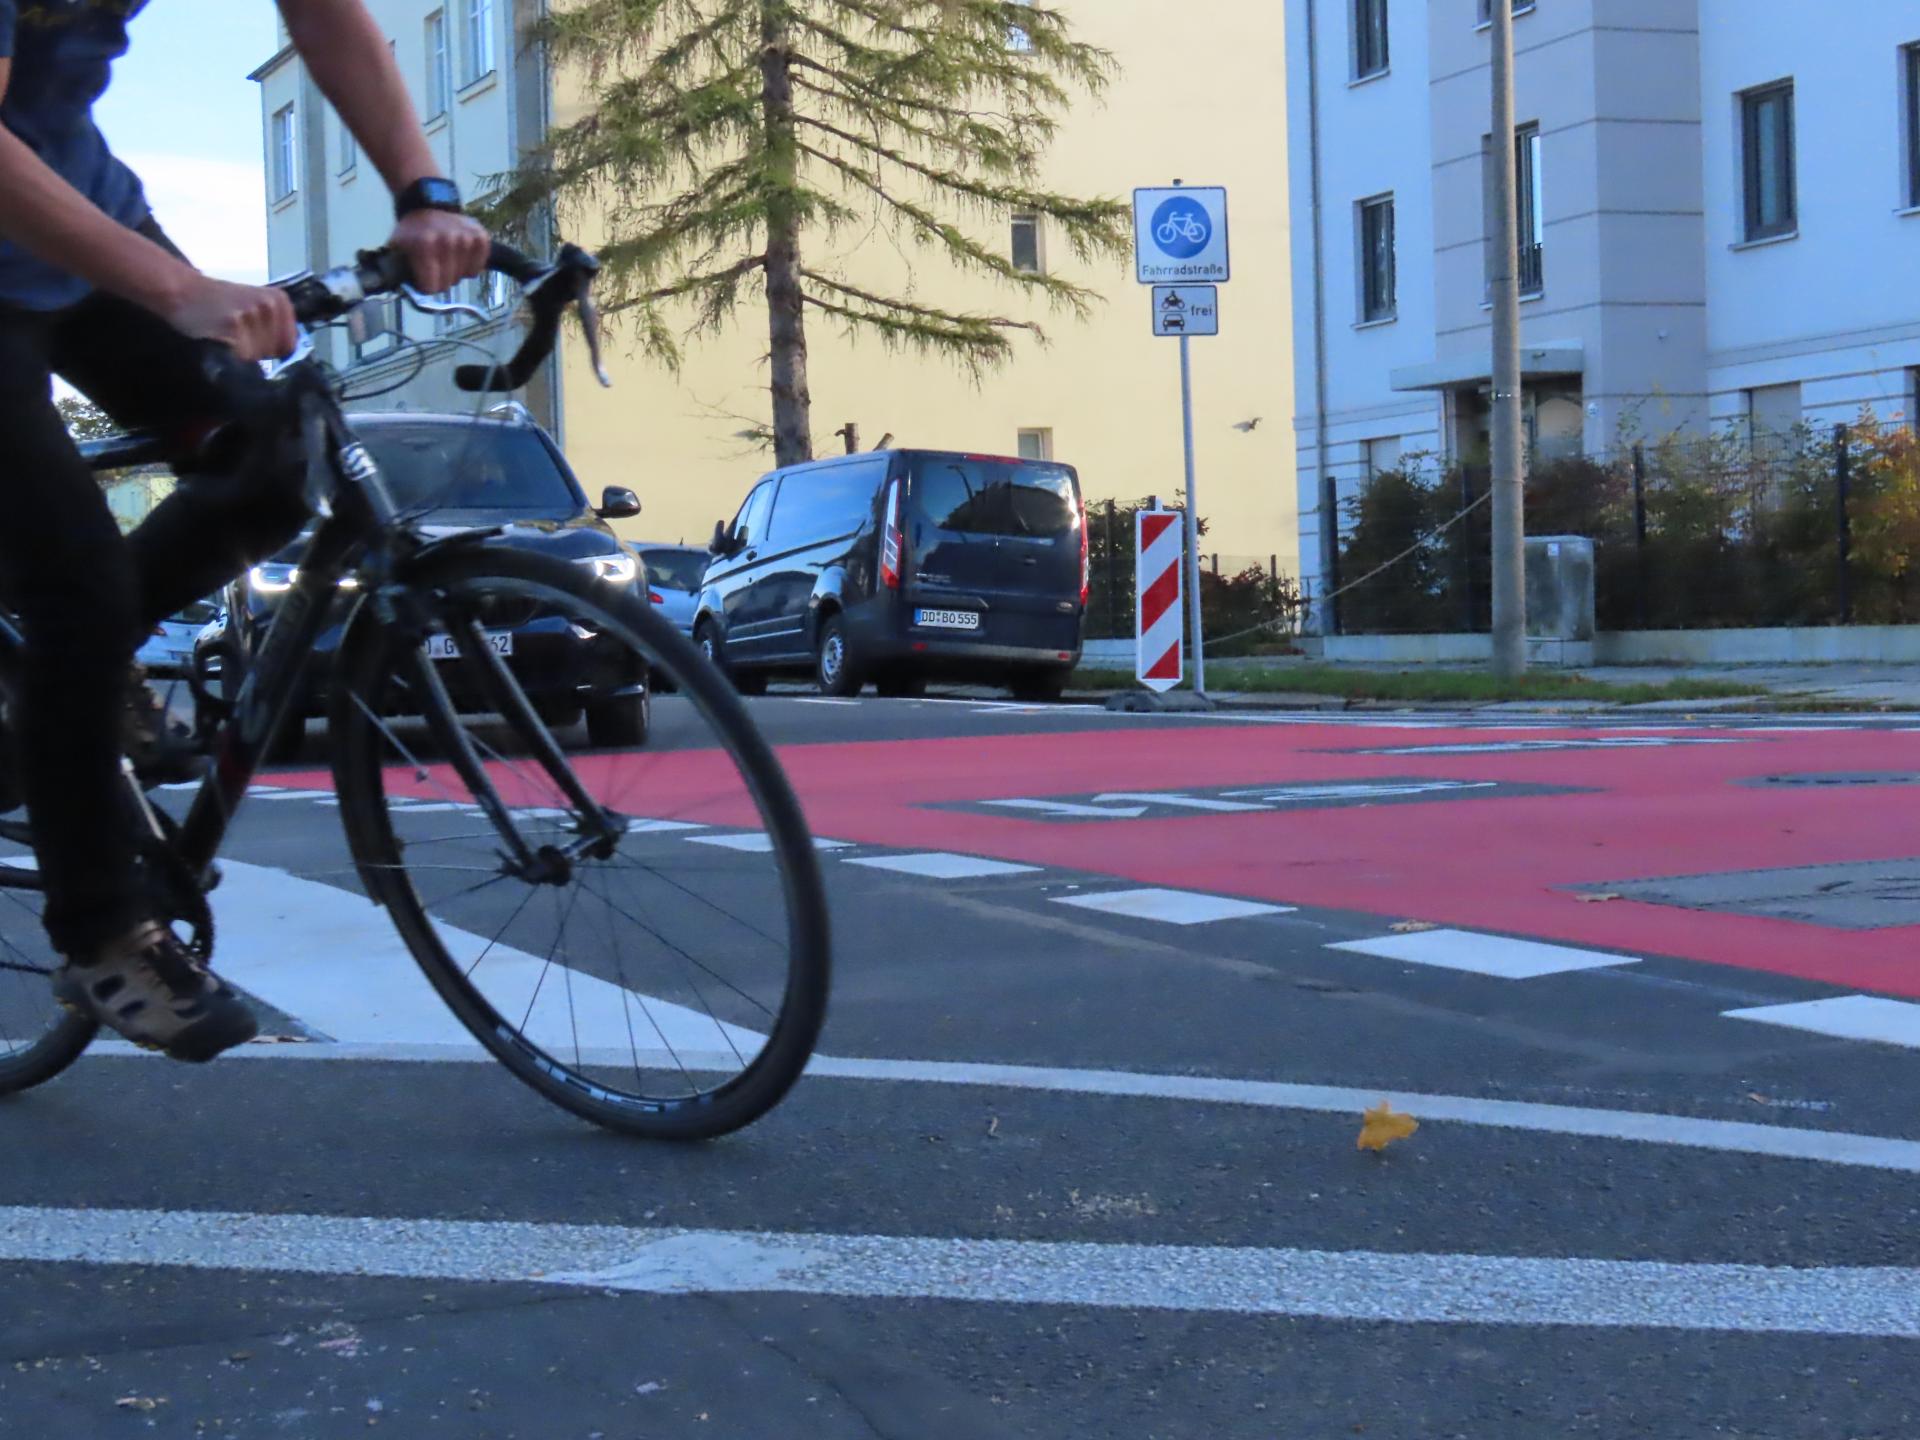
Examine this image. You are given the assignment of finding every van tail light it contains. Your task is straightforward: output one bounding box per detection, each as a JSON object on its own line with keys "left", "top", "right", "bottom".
{"left": 880, "top": 478, "right": 905, "bottom": 590}
{"left": 648, "top": 590, "right": 665, "bottom": 605}
{"left": 1076, "top": 493, "right": 1090, "bottom": 607}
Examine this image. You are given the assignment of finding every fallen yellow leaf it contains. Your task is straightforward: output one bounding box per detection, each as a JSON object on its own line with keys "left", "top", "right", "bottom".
{"left": 1388, "top": 920, "right": 1437, "bottom": 933}
{"left": 1357, "top": 1100, "right": 1419, "bottom": 1152}
{"left": 1577, "top": 892, "right": 1622, "bottom": 903}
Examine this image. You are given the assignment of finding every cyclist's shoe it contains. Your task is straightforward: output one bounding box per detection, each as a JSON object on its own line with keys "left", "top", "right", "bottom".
{"left": 53, "top": 921, "right": 259, "bottom": 1063}
{"left": 124, "top": 664, "right": 206, "bottom": 786}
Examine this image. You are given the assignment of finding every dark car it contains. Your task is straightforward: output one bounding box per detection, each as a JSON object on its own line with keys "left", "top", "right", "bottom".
{"left": 695, "top": 449, "right": 1086, "bottom": 700}
{"left": 193, "top": 410, "right": 649, "bottom": 758}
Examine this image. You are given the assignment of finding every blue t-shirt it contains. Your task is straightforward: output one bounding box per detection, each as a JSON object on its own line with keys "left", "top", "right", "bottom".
{"left": 0, "top": 0, "right": 151, "bottom": 310}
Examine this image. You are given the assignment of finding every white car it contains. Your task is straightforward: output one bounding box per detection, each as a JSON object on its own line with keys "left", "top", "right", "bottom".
{"left": 137, "top": 599, "right": 219, "bottom": 679}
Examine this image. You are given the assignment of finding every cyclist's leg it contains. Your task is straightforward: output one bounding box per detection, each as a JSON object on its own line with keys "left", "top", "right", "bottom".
{"left": 0, "top": 308, "right": 154, "bottom": 954}
{"left": 47, "top": 222, "right": 308, "bottom": 629}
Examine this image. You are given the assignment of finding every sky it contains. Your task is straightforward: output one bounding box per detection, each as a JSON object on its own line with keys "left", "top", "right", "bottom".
{"left": 94, "top": 2, "right": 282, "bottom": 283}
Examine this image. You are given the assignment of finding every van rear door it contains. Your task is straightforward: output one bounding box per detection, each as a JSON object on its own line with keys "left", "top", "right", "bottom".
{"left": 904, "top": 455, "right": 1083, "bottom": 650}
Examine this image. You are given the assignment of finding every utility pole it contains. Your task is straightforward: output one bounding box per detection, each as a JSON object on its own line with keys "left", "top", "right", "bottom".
{"left": 1487, "top": 0, "right": 1526, "bottom": 677}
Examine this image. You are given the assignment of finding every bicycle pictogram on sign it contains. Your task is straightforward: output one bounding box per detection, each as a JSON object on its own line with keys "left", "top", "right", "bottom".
{"left": 1150, "top": 199, "right": 1211, "bottom": 259}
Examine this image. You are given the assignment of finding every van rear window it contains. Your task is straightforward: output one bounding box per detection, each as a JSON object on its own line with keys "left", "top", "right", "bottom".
{"left": 909, "top": 458, "right": 1077, "bottom": 538}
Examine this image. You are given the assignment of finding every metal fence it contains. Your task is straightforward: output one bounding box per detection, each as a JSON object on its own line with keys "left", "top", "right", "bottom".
{"left": 1321, "top": 418, "right": 1920, "bottom": 634}
{"left": 1083, "top": 495, "right": 1300, "bottom": 649}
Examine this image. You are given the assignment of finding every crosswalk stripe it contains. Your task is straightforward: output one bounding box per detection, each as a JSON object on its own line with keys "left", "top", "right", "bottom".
{"left": 844, "top": 853, "right": 1040, "bottom": 879}
{"left": 1052, "top": 888, "right": 1291, "bottom": 925}
{"left": 1723, "top": 995, "right": 1920, "bottom": 1050}
{"left": 1, "top": 1204, "right": 1915, "bottom": 1335}
{"left": 1329, "top": 929, "right": 1638, "bottom": 978}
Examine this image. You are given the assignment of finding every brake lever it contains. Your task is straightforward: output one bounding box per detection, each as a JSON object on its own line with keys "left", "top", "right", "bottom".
{"left": 400, "top": 284, "right": 491, "bottom": 327}
{"left": 576, "top": 281, "right": 612, "bottom": 389}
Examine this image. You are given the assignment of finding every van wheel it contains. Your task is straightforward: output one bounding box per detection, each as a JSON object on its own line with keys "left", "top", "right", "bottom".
{"left": 586, "top": 691, "right": 649, "bottom": 748}
{"left": 875, "top": 666, "right": 925, "bottom": 699}
{"left": 815, "top": 614, "right": 864, "bottom": 697}
{"left": 697, "top": 622, "right": 767, "bottom": 696}
{"left": 1009, "top": 667, "right": 1069, "bottom": 703}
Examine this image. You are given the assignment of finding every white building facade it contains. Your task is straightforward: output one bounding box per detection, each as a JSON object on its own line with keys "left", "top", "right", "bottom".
{"left": 1287, "top": 0, "right": 1920, "bottom": 619}
{"left": 250, "top": 0, "right": 559, "bottom": 429}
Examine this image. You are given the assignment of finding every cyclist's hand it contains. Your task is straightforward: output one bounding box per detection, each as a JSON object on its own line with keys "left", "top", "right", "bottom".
{"left": 163, "top": 276, "right": 298, "bottom": 362}
{"left": 391, "top": 209, "right": 491, "bottom": 296}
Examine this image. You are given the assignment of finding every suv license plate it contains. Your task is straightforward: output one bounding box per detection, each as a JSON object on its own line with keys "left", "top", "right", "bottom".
{"left": 915, "top": 609, "right": 980, "bottom": 631}
{"left": 425, "top": 631, "right": 514, "bottom": 660}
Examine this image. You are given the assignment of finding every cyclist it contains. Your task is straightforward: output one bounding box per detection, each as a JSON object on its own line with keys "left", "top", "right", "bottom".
{"left": 0, "top": 0, "right": 489, "bottom": 1060}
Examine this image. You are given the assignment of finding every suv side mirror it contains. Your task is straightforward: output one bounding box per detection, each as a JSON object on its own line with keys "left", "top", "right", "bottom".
{"left": 709, "top": 519, "right": 736, "bottom": 557}
{"left": 597, "top": 486, "right": 642, "bottom": 520}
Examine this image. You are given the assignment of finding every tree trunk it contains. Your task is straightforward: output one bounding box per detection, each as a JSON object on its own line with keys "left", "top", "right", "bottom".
{"left": 759, "top": 1, "right": 812, "bottom": 467}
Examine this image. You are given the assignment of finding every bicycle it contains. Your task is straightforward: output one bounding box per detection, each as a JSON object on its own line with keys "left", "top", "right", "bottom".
{"left": 0, "top": 242, "right": 831, "bottom": 1139}
{"left": 1155, "top": 212, "right": 1207, "bottom": 246}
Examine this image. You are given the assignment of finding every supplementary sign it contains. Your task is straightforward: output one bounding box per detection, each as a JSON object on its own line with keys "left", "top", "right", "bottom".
{"left": 1152, "top": 284, "right": 1218, "bottom": 337}
{"left": 1135, "top": 508, "right": 1184, "bottom": 692}
{"left": 1134, "top": 186, "right": 1230, "bottom": 284}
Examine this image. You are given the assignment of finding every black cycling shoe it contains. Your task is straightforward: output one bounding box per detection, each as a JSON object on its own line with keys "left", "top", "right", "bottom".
{"left": 125, "top": 664, "right": 207, "bottom": 786}
{"left": 53, "top": 920, "right": 259, "bottom": 1063}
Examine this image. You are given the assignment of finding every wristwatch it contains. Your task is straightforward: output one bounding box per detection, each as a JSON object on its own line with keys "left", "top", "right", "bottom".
{"left": 394, "top": 176, "right": 464, "bottom": 220}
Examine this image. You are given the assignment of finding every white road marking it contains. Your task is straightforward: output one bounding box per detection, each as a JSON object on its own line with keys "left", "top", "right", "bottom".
{"left": 1091, "top": 792, "right": 1271, "bottom": 813}
{"left": 64, "top": 1028, "right": 1920, "bottom": 1174}
{"left": 844, "top": 853, "right": 1041, "bottom": 880}
{"left": 1329, "top": 929, "right": 1639, "bottom": 979}
{"left": 1220, "top": 781, "right": 1498, "bottom": 803}
{"left": 982, "top": 798, "right": 1150, "bottom": 819}
{"left": 1053, "top": 888, "right": 1292, "bottom": 925}
{"left": 1724, "top": 995, "right": 1920, "bottom": 1050}
{"left": 794, "top": 698, "right": 861, "bottom": 706}
{"left": 2, "top": 1204, "right": 1916, "bottom": 1335}
{"left": 207, "top": 859, "right": 761, "bottom": 1055}
{"left": 687, "top": 833, "right": 850, "bottom": 853}
{"left": 244, "top": 789, "right": 325, "bottom": 801}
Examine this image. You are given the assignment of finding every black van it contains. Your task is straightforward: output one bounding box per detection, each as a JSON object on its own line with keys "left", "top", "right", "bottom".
{"left": 694, "top": 449, "right": 1087, "bottom": 699}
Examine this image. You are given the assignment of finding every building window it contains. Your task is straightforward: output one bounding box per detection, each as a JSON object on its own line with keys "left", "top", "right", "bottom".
{"left": 1007, "top": 0, "right": 1032, "bottom": 52}
{"left": 1741, "top": 81, "right": 1796, "bottom": 241}
{"left": 1364, "top": 436, "right": 1402, "bottom": 481}
{"left": 337, "top": 117, "right": 357, "bottom": 176}
{"left": 350, "top": 295, "right": 401, "bottom": 360}
{"left": 1747, "top": 382, "right": 1802, "bottom": 458}
{"left": 1357, "top": 194, "right": 1395, "bottom": 322}
{"left": 426, "top": 11, "right": 451, "bottom": 117}
{"left": 270, "top": 104, "right": 297, "bottom": 201}
{"left": 1477, "top": 0, "right": 1536, "bottom": 22}
{"left": 1016, "top": 428, "right": 1053, "bottom": 462}
{"left": 1904, "top": 43, "right": 1920, "bottom": 208}
{"left": 1485, "top": 125, "right": 1544, "bottom": 294}
{"left": 1354, "top": 0, "right": 1388, "bottom": 78}
{"left": 462, "top": 0, "right": 495, "bottom": 85}
{"left": 1904, "top": 367, "right": 1918, "bottom": 432}
{"left": 1011, "top": 213, "right": 1042, "bottom": 273}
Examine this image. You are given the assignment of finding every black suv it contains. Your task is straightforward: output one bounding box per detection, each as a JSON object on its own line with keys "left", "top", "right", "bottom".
{"left": 696, "top": 449, "right": 1086, "bottom": 699}
{"left": 193, "top": 410, "right": 649, "bottom": 757}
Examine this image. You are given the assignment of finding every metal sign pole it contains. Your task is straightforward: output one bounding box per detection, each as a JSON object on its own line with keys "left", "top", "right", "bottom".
{"left": 1178, "top": 332, "right": 1205, "bottom": 696}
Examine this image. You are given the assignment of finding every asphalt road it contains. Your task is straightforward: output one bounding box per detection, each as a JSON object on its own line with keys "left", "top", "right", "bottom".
{"left": 2, "top": 693, "right": 1918, "bottom": 1438}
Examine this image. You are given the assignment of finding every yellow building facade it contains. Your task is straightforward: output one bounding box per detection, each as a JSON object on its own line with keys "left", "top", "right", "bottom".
{"left": 549, "top": 4, "right": 1297, "bottom": 578}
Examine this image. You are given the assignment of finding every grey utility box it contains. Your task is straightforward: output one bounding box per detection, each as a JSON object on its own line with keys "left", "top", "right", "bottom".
{"left": 1524, "top": 535, "right": 1595, "bottom": 666}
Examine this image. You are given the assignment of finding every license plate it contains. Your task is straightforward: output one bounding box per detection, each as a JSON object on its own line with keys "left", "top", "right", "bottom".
{"left": 425, "top": 631, "right": 514, "bottom": 660}
{"left": 915, "top": 608, "right": 980, "bottom": 631}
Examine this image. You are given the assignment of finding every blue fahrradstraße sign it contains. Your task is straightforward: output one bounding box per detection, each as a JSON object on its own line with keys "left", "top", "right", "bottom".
{"left": 1133, "top": 186, "right": 1230, "bottom": 284}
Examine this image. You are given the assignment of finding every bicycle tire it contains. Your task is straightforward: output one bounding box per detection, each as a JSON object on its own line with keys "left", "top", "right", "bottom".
{"left": 330, "top": 545, "right": 830, "bottom": 1139}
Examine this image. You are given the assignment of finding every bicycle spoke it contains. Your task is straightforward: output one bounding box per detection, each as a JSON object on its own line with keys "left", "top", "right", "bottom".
{"left": 578, "top": 869, "right": 778, "bottom": 1021}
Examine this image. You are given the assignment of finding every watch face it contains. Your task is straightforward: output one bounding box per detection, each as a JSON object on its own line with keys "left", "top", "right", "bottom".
{"left": 421, "top": 179, "right": 462, "bottom": 208}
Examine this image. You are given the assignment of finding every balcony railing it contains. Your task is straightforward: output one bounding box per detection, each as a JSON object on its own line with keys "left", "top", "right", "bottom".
{"left": 1518, "top": 241, "right": 1544, "bottom": 296}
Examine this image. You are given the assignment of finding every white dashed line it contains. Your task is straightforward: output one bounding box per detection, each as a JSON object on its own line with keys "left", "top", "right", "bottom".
{"left": 1052, "top": 888, "right": 1292, "bottom": 925}
{"left": 688, "top": 833, "right": 851, "bottom": 853}
{"left": 845, "top": 853, "right": 1040, "bottom": 879}
{"left": 1723, "top": 995, "right": 1920, "bottom": 1050}
{"left": 1328, "top": 929, "right": 1639, "bottom": 979}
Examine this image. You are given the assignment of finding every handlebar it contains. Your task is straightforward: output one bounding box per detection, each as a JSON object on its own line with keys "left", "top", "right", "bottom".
{"left": 277, "top": 239, "right": 610, "bottom": 394}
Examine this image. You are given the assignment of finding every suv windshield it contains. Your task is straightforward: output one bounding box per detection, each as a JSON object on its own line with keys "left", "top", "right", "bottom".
{"left": 908, "top": 457, "right": 1078, "bottom": 538}
{"left": 357, "top": 424, "right": 581, "bottom": 515}
{"left": 641, "top": 549, "right": 706, "bottom": 591}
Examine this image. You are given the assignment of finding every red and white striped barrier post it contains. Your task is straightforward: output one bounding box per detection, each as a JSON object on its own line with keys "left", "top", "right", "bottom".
{"left": 1136, "top": 502, "right": 1183, "bottom": 691}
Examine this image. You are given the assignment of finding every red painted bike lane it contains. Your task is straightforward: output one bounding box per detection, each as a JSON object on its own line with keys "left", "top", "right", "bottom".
{"left": 771, "top": 721, "right": 1920, "bottom": 1000}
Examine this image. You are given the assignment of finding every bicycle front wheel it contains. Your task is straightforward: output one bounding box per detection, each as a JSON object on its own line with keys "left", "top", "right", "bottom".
{"left": 330, "top": 545, "right": 829, "bottom": 1139}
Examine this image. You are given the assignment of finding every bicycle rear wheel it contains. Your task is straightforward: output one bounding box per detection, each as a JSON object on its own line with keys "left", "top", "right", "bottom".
{"left": 330, "top": 545, "right": 830, "bottom": 1139}
{"left": 0, "top": 854, "right": 98, "bottom": 1095}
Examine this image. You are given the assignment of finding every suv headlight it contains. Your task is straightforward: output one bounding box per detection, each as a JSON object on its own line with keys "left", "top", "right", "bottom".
{"left": 248, "top": 563, "right": 359, "bottom": 594}
{"left": 579, "top": 553, "right": 638, "bottom": 584}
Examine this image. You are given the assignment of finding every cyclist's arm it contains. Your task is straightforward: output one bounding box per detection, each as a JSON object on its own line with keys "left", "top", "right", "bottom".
{"left": 0, "top": 59, "right": 201, "bottom": 317}
{"left": 276, "top": 0, "right": 440, "bottom": 200}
